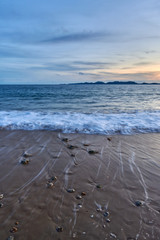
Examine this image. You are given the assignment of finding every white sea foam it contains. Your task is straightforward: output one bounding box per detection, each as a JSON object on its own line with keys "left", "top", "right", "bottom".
{"left": 0, "top": 111, "right": 160, "bottom": 135}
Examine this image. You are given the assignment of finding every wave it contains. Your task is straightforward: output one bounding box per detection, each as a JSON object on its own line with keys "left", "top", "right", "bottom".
{"left": 0, "top": 111, "right": 160, "bottom": 135}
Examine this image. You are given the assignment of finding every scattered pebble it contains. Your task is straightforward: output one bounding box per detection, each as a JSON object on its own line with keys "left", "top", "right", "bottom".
{"left": 7, "top": 236, "right": 14, "bottom": 240}
{"left": 0, "top": 203, "right": 4, "bottom": 208}
{"left": 21, "top": 159, "right": 29, "bottom": 165}
{"left": 82, "top": 232, "right": 86, "bottom": 235}
{"left": 67, "top": 188, "right": 75, "bottom": 193}
{"left": 103, "top": 224, "right": 106, "bottom": 228}
{"left": 88, "top": 150, "right": 99, "bottom": 154}
{"left": 83, "top": 143, "right": 90, "bottom": 146}
{"left": 77, "top": 203, "right": 82, "bottom": 208}
{"left": 15, "top": 222, "right": 19, "bottom": 226}
{"left": 81, "top": 192, "right": 86, "bottom": 196}
{"left": 110, "top": 233, "right": 117, "bottom": 238}
{"left": 56, "top": 226, "right": 63, "bottom": 232}
{"left": 103, "top": 211, "right": 109, "bottom": 217}
{"left": 23, "top": 152, "right": 32, "bottom": 157}
{"left": 49, "top": 176, "right": 57, "bottom": 182}
{"left": 96, "top": 184, "right": 101, "bottom": 189}
{"left": 46, "top": 182, "right": 54, "bottom": 188}
{"left": 73, "top": 232, "right": 77, "bottom": 238}
{"left": 71, "top": 154, "right": 75, "bottom": 157}
{"left": 62, "top": 138, "right": 68, "bottom": 142}
{"left": 135, "top": 200, "right": 143, "bottom": 207}
{"left": 76, "top": 195, "right": 82, "bottom": 200}
{"left": 107, "top": 137, "right": 112, "bottom": 141}
{"left": 0, "top": 193, "right": 3, "bottom": 200}
{"left": 106, "top": 218, "right": 111, "bottom": 223}
{"left": 10, "top": 227, "right": 18, "bottom": 233}
{"left": 96, "top": 208, "right": 102, "bottom": 212}
{"left": 90, "top": 214, "right": 94, "bottom": 218}
{"left": 67, "top": 145, "right": 77, "bottom": 150}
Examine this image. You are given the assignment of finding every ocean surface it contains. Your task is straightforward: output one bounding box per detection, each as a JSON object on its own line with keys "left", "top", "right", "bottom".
{"left": 0, "top": 84, "right": 160, "bottom": 134}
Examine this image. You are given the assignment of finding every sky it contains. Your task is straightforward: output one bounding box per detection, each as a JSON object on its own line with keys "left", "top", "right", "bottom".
{"left": 0, "top": 0, "right": 160, "bottom": 84}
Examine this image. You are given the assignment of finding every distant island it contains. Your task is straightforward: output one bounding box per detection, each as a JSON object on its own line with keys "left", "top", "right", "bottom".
{"left": 70, "top": 81, "right": 159, "bottom": 85}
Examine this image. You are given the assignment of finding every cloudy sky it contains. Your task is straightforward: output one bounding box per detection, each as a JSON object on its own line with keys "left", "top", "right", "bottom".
{"left": 1, "top": 0, "right": 160, "bottom": 84}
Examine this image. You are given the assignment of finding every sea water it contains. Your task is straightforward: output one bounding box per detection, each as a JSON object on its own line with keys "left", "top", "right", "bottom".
{"left": 0, "top": 84, "right": 160, "bottom": 134}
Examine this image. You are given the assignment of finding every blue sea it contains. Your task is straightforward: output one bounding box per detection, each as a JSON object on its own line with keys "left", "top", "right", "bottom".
{"left": 0, "top": 84, "right": 160, "bottom": 134}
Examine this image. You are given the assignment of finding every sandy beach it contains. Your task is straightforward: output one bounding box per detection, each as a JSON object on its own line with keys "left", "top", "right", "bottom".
{"left": 0, "top": 130, "right": 160, "bottom": 240}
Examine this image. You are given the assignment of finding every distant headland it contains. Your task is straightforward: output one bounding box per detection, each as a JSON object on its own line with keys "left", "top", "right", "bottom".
{"left": 69, "top": 81, "right": 159, "bottom": 85}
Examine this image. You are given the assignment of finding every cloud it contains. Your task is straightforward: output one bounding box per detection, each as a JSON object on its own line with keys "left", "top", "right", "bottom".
{"left": 30, "top": 61, "right": 109, "bottom": 72}
{"left": 41, "top": 31, "right": 116, "bottom": 44}
{"left": 73, "top": 61, "right": 115, "bottom": 66}
{"left": 134, "top": 61, "right": 152, "bottom": 66}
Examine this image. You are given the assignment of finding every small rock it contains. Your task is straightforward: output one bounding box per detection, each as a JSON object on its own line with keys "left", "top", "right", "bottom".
{"left": 90, "top": 214, "right": 94, "bottom": 218}
{"left": 96, "top": 208, "right": 102, "bottom": 212}
{"left": 135, "top": 200, "right": 143, "bottom": 207}
{"left": 83, "top": 143, "right": 90, "bottom": 146}
{"left": 76, "top": 195, "right": 82, "bottom": 200}
{"left": 71, "top": 154, "right": 75, "bottom": 157}
{"left": 81, "top": 192, "right": 86, "bottom": 196}
{"left": 73, "top": 232, "right": 76, "bottom": 238}
{"left": 88, "top": 150, "right": 99, "bottom": 154}
{"left": 96, "top": 184, "right": 101, "bottom": 189}
{"left": 49, "top": 176, "right": 57, "bottom": 182}
{"left": 0, "top": 203, "right": 3, "bottom": 208}
{"left": 7, "top": 236, "right": 14, "bottom": 240}
{"left": 21, "top": 159, "right": 29, "bottom": 165}
{"left": 47, "top": 182, "right": 54, "bottom": 188}
{"left": 103, "top": 224, "right": 106, "bottom": 228}
{"left": 67, "top": 145, "right": 77, "bottom": 150}
{"left": 103, "top": 211, "right": 109, "bottom": 217}
{"left": 10, "top": 227, "right": 18, "bottom": 233}
{"left": 56, "top": 226, "right": 63, "bottom": 232}
{"left": 23, "top": 152, "right": 32, "bottom": 157}
{"left": 62, "top": 138, "right": 68, "bottom": 142}
{"left": 110, "top": 233, "right": 117, "bottom": 238}
{"left": 107, "top": 137, "right": 112, "bottom": 141}
{"left": 0, "top": 194, "right": 3, "bottom": 200}
{"left": 67, "top": 188, "right": 75, "bottom": 193}
{"left": 77, "top": 203, "right": 82, "bottom": 208}
{"left": 82, "top": 232, "right": 86, "bottom": 235}
{"left": 106, "top": 218, "right": 111, "bottom": 223}
{"left": 15, "top": 222, "right": 19, "bottom": 225}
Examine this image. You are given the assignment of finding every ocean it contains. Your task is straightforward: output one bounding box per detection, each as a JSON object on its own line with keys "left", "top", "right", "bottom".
{"left": 0, "top": 84, "right": 160, "bottom": 134}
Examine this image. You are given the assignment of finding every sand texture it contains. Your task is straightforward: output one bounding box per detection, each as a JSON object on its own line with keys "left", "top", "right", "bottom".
{"left": 0, "top": 130, "right": 160, "bottom": 240}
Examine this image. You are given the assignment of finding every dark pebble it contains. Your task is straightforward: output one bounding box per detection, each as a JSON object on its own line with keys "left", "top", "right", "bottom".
{"left": 21, "top": 159, "right": 29, "bottom": 165}
{"left": 67, "top": 145, "right": 77, "bottom": 150}
{"left": 67, "top": 188, "right": 75, "bottom": 193}
{"left": 62, "top": 138, "right": 68, "bottom": 142}
{"left": 56, "top": 226, "right": 63, "bottom": 232}
{"left": 10, "top": 227, "right": 18, "bottom": 233}
{"left": 96, "top": 184, "right": 101, "bottom": 189}
{"left": 88, "top": 150, "right": 98, "bottom": 154}
{"left": 0, "top": 203, "right": 3, "bottom": 208}
{"left": 76, "top": 195, "right": 82, "bottom": 200}
{"left": 103, "top": 211, "right": 109, "bottom": 217}
{"left": 106, "top": 218, "right": 111, "bottom": 223}
{"left": 135, "top": 200, "right": 143, "bottom": 207}
{"left": 81, "top": 192, "right": 86, "bottom": 196}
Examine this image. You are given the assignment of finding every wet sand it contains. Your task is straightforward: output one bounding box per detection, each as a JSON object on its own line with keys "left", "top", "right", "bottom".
{"left": 0, "top": 130, "right": 160, "bottom": 240}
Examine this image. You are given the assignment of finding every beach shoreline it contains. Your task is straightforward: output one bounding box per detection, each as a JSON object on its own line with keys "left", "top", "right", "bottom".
{"left": 0, "top": 130, "right": 160, "bottom": 239}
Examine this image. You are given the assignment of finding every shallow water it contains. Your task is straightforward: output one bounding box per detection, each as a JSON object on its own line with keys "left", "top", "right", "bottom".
{"left": 0, "top": 84, "right": 160, "bottom": 134}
